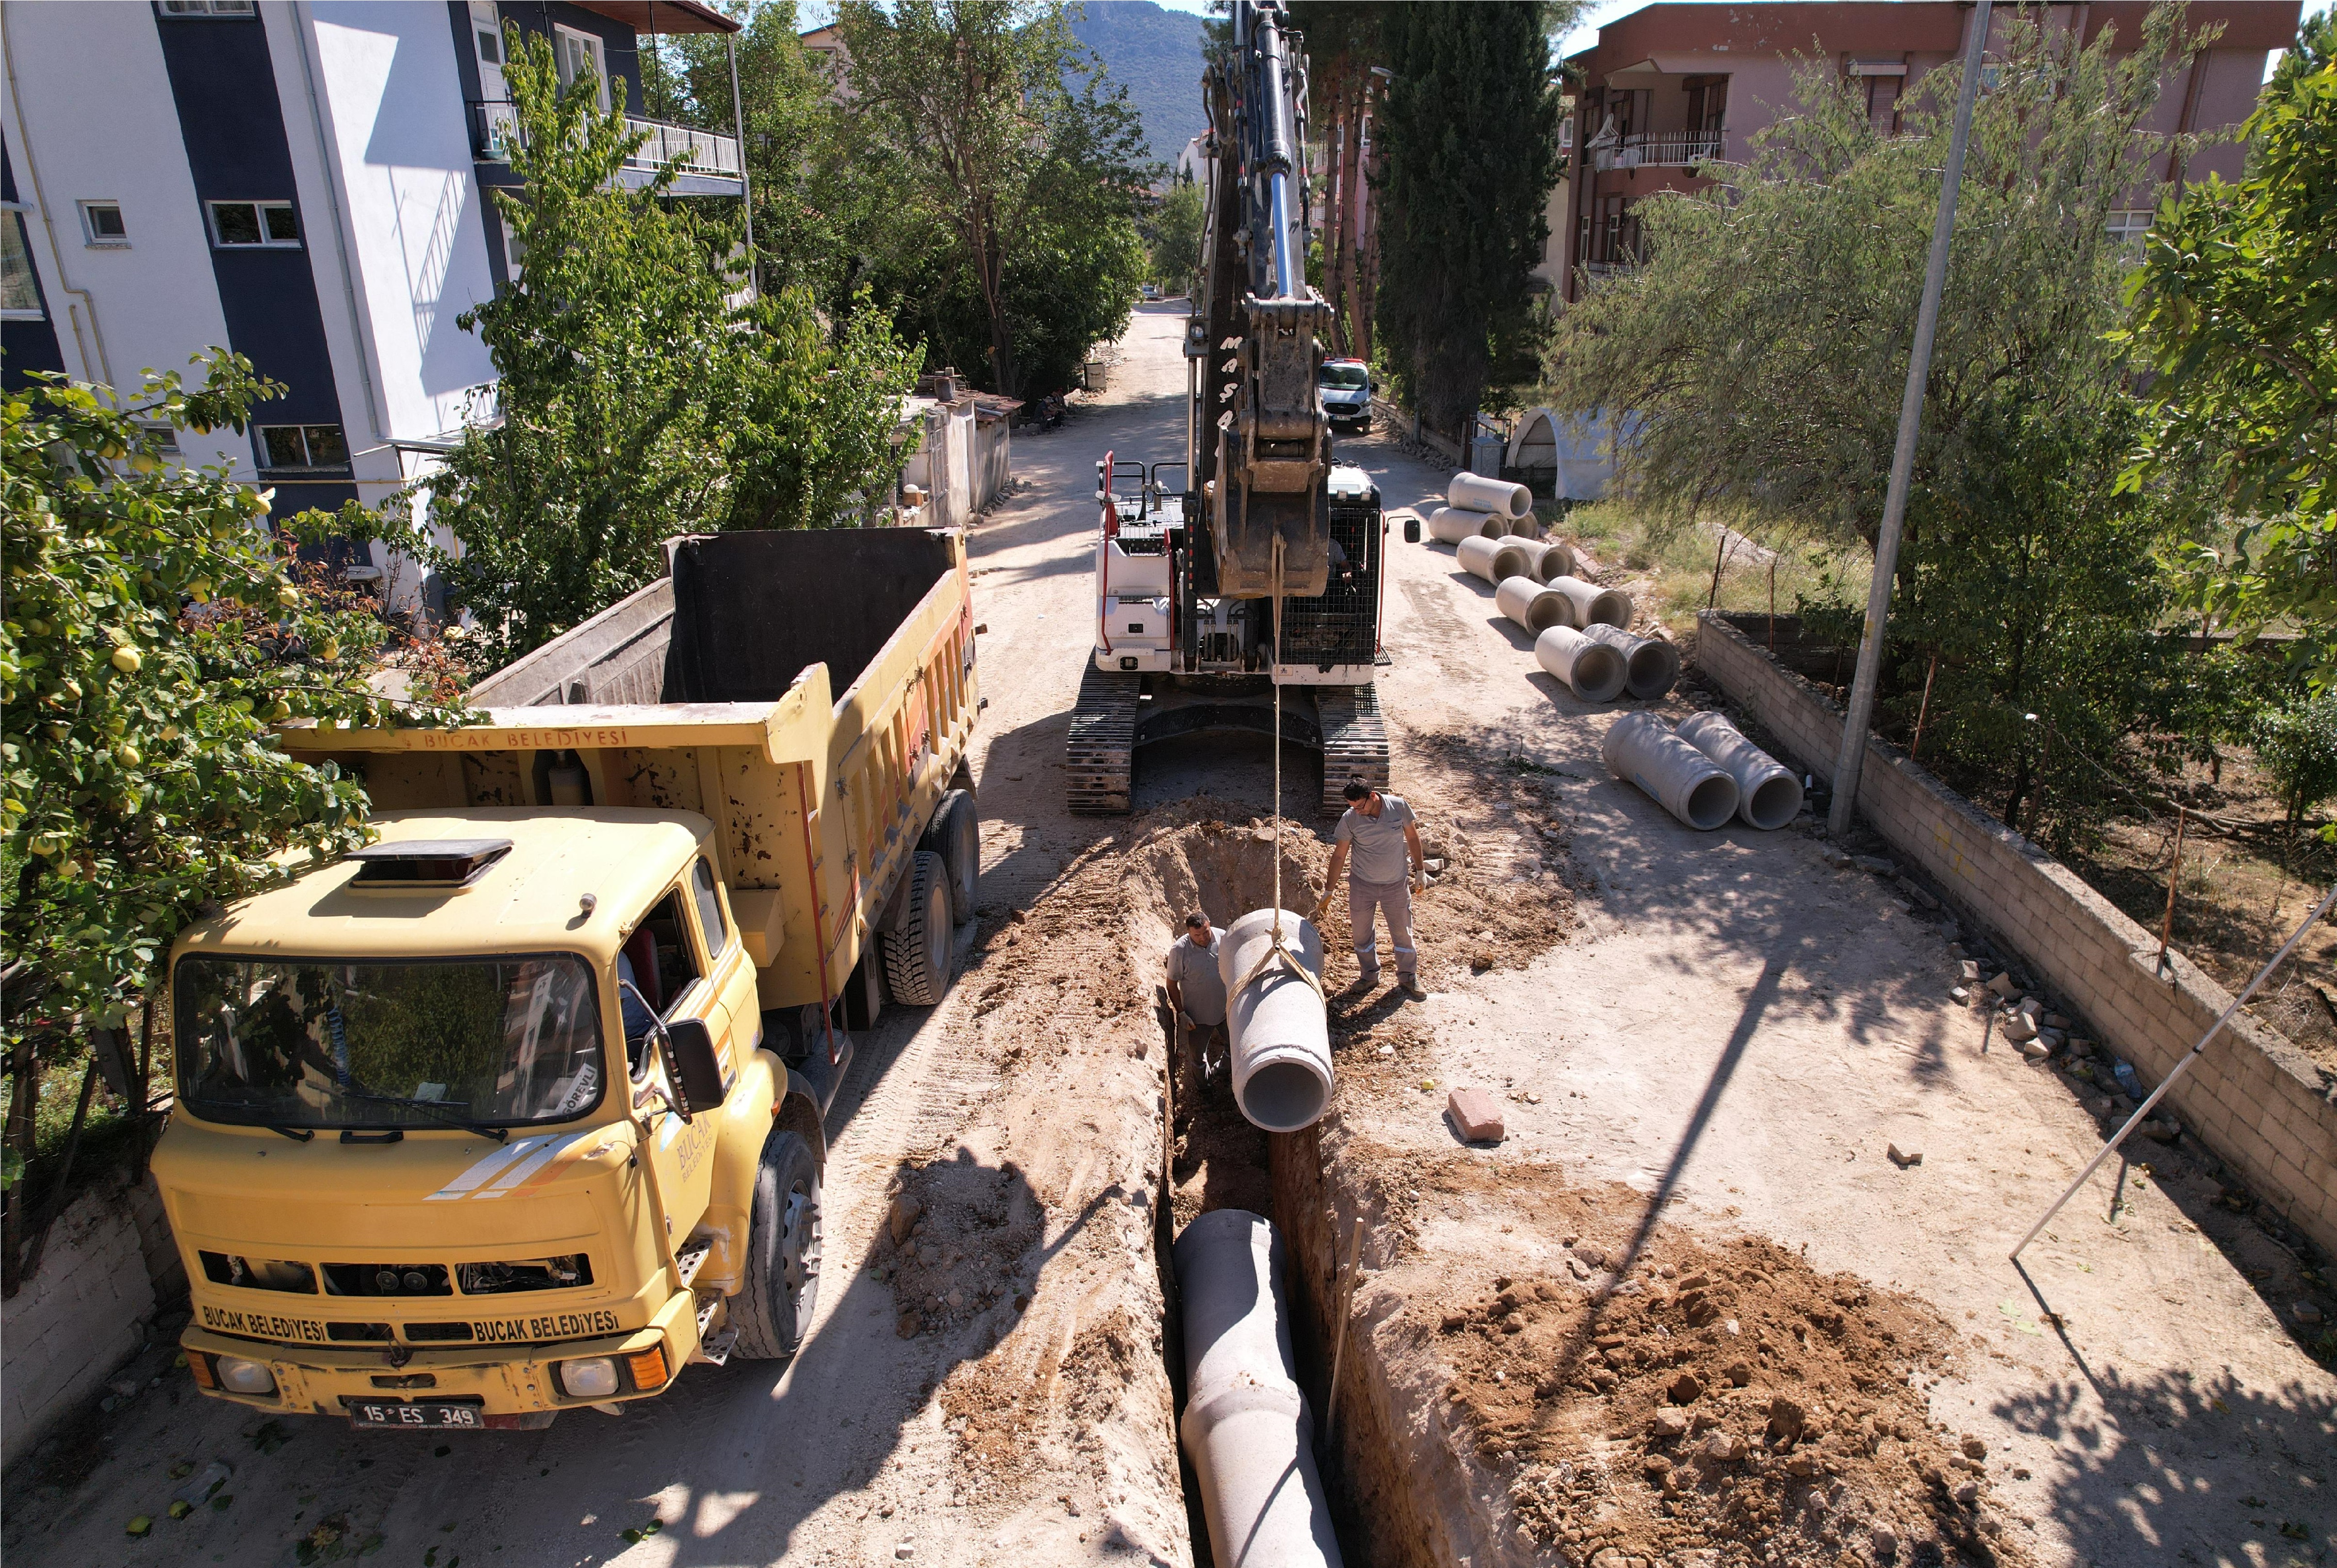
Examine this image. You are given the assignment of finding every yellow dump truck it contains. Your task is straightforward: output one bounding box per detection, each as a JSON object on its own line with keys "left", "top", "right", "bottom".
{"left": 152, "top": 529, "right": 981, "bottom": 1429}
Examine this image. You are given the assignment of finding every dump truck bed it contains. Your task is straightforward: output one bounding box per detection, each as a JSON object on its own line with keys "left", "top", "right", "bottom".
{"left": 283, "top": 529, "right": 979, "bottom": 1016}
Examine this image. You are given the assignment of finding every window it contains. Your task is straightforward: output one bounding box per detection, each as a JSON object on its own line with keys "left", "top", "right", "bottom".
{"left": 2, "top": 207, "right": 41, "bottom": 319}
{"left": 553, "top": 25, "right": 610, "bottom": 111}
{"left": 78, "top": 201, "right": 128, "bottom": 246}
{"left": 620, "top": 890, "right": 703, "bottom": 1078}
{"left": 2107, "top": 210, "right": 2153, "bottom": 261}
{"left": 209, "top": 200, "right": 300, "bottom": 248}
{"left": 690, "top": 858, "right": 730, "bottom": 955}
{"left": 138, "top": 423, "right": 182, "bottom": 455}
{"left": 159, "top": 0, "right": 257, "bottom": 15}
{"left": 257, "top": 425, "right": 350, "bottom": 472}
{"left": 472, "top": 0, "right": 503, "bottom": 67}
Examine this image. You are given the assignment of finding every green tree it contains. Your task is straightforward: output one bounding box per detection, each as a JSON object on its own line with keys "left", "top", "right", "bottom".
{"left": 1288, "top": 1, "right": 1400, "bottom": 359}
{"left": 2123, "top": 14, "right": 2337, "bottom": 686}
{"left": 1372, "top": 1, "right": 1565, "bottom": 432}
{"left": 1542, "top": 8, "right": 2222, "bottom": 841}
{"left": 0, "top": 355, "right": 461, "bottom": 1276}
{"left": 1149, "top": 176, "right": 1204, "bottom": 298}
{"left": 415, "top": 28, "right": 917, "bottom": 671}
{"left": 835, "top": 0, "right": 1151, "bottom": 395}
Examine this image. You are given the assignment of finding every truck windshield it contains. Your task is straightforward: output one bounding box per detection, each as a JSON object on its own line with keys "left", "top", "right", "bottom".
{"left": 175, "top": 955, "right": 606, "bottom": 1130}
{"left": 1319, "top": 364, "right": 1369, "bottom": 391}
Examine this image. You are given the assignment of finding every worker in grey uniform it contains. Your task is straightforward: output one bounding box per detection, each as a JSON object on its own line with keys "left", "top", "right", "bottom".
{"left": 1165, "top": 912, "right": 1228, "bottom": 1072}
{"left": 1314, "top": 776, "right": 1426, "bottom": 996}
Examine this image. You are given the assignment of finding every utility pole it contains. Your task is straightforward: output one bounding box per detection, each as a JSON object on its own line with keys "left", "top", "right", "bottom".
{"left": 1827, "top": 0, "right": 1993, "bottom": 839}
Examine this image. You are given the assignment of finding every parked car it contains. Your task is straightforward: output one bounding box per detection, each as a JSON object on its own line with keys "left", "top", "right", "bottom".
{"left": 1320, "top": 358, "right": 1372, "bottom": 432}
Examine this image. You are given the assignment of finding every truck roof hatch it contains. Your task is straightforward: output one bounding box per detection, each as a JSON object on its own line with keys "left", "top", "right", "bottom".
{"left": 346, "top": 838, "right": 514, "bottom": 888}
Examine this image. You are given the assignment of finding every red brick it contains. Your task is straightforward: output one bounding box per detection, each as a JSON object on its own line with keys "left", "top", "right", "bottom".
{"left": 1448, "top": 1087, "right": 1505, "bottom": 1143}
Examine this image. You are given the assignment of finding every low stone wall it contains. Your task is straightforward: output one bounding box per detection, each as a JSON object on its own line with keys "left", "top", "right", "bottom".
{"left": 2, "top": 1174, "right": 166, "bottom": 1470}
{"left": 1696, "top": 611, "right": 2337, "bottom": 1259}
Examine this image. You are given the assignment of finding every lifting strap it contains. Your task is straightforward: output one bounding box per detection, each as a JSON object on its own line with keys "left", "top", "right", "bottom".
{"left": 1239, "top": 535, "right": 1324, "bottom": 1007}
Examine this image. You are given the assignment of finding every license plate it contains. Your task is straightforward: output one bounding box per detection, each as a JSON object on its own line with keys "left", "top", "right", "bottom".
{"left": 346, "top": 1401, "right": 483, "bottom": 1430}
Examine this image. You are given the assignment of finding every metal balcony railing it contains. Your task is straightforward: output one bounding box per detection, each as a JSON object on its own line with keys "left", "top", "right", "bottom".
{"left": 1590, "top": 129, "right": 1725, "bottom": 172}
{"left": 468, "top": 101, "right": 741, "bottom": 180}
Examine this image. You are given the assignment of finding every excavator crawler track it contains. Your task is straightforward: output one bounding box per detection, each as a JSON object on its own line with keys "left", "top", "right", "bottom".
{"left": 1066, "top": 664, "right": 1140, "bottom": 815}
{"left": 1316, "top": 686, "right": 1390, "bottom": 817}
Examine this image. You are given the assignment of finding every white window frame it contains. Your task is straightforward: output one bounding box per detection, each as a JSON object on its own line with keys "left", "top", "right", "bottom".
{"left": 553, "top": 25, "right": 611, "bottom": 112}
{"left": 158, "top": 0, "right": 257, "bottom": 16}
{"left": 2, "top": 204, "right": 46, "bottom": 321}
{"left": 207, "top": 199, "right": 301, "bottom": 249}
{"left": 255, "top": 424, "right": 351, "bottom": 474}
{"left": 2107, "top": 209, "right": 2153, "bottom": 260}
{"left": 470, "top": 0, "right": 504, "bottom": 68}
{"left": 79, "top": 200, "right": 129, "bottom": 248}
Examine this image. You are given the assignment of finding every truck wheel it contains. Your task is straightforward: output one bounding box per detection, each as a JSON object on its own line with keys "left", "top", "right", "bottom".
{"left": 729, "top": 1126, "right": 822, "bottom": 1360}
{"left": 920, "top": 789, "right": 979, "bottom": 925}
{"left": 880, "top": 851, "right": 953, "bottom": 1006}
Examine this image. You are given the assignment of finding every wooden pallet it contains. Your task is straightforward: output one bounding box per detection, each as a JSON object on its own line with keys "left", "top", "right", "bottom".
{"left": 1316, "top": 685, "right": 1391, "bottom": 817}
{"left": 1066, "top": 663, "right": 1140, "bottom": 815}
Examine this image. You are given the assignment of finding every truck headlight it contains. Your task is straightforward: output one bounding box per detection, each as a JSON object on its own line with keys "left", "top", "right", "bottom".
{"left": 557, "top": 1357, "right": 620, "bottom": 1399}
{"left": 214, "top": 1356, "right": 277, "bottom": 1396}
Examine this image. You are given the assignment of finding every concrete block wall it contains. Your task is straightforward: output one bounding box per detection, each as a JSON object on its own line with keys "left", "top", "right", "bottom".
{"left": 1697, "top": 611, "right": 2337, "bottom": 1259}
{"left": 2, "top": 1180, "right": 159, "bottom": 1469}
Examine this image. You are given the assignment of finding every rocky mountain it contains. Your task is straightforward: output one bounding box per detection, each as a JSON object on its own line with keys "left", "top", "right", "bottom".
{"left": 1070, "top": 0, "right": 1207, "bottom": 168}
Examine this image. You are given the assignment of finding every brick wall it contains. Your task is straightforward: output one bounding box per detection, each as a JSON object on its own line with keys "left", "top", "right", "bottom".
{"left": 2, "top": 1178, "right": 159, "bottom": 1469}
{"left": 1696, "top": 611, "right": 2337, "bottom": 1258}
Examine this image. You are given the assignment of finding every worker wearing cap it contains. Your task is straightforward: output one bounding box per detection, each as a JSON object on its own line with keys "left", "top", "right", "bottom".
{"left": 1165, "top": 912, "right": 1228, "bottom": 1072}
{"left": 1314, "top": 777, "right": 1426, "bottom": 997}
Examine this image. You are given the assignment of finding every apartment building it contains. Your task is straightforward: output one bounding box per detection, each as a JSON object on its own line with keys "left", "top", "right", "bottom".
{"left": 2, "top": 0, "right": 743, "bottom": 565}
{"left": 1557, "top": 0, "right": 2300, "bottom": 303}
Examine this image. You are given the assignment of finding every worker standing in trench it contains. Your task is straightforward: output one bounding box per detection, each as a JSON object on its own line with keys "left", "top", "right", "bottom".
{"left": 1315, "top": 776, "right": 1428, "bottom": 998}
{"left": 1166, "top": 911, "right": 1229, "bottom": 1075}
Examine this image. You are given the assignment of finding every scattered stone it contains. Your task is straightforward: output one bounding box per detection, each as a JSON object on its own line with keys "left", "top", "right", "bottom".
{"left": 2297, "top": 1302, "right": 2325, "bottom": 1324}
{"left": 2004, "top": 1013, "right": 2039, "bottom": 1044}
{"left": 1668, "top": 1372, "right": 1704, "bottom": 1405}
{"left": 2044, "top": 1013, "right": 2071, "bottom": 1030}
{"left": 1785, "top": 1453, "right": 1820, "bottom": 1478}
{"left": 1851, "top": 854, "right": 1897, "bottom": 876}
{"left": 1724, "top": 1359, "right": 1753, "bottom": 1387}
{"left": 1821, "top": 846, "right": 1852, "bottom": 868}
{"left": 2142, "top": 1119, "right": 2183, "bottom": 1143}
{"left": 2084, "top": 1096, "right": 2114, "bottom": 1116}
{"left": 1986, "top": 972, "right": 2020, "bottom": 999}
{"left": 1703, "top": 1432, "right": 1743, "bottom": 1461}
{"left": 2068, "top": 1037, "right": 2095, "bottom": 1057}
{"left": 896, "top": 1545, "right": 916, "bottom": 1560}
{"left": 1448, "top": 1086, "right": 1505, "bottom": 1143}
{"left": 1895, "top": 876, "right": 1939, "bottom": 910}
{"left": 1502, "top": 1312, "right": 1527, "bottom": 1334}
{"left": 2018, "top": 1040, "right": 2052, "bottom": 1061}
{"left": 1958, "top": 959, "right": 1982, "bottom": 984}
{"left": 1960, "top": 1436, "right": 1987, "bottom": 1460}
{"left": 1886, "top": 1143, "right": 1923, "bottom": 1168}
{"left": 1950, "top": 987, "right": 1970, "bottom": 1004}
{"left": 1871, "top": 1525, "right": 1900, "bottom": 1560}
{"left": 946, "top": 1289, "right": 965, "bottom": 1309}
{"left": 1767, "top": 1394, "right": 1808, "bottom": 1442}
{"left": 1651, "top": 1408, "right": 1690, "bottom": 1439}
{"left": 1643, "top": 1454, "right": 1674, "bottom": 1480}
{"left": 1954, "top": 1481, "right": 1981, "bottom": 1506}
{"left": 895, "top": 1311, "right": 922, "bottom": 1339}
{"left": 888, "top": 1193, "right": 923, "bottom": 1245}
{"left": 1573, "top": 1242, "right": 1608, "bottom": 1269}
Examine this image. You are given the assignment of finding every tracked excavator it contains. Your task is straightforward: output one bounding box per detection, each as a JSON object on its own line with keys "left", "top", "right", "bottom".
{"left": 1066, "top": 0, "right": 1390, "bottom": 818}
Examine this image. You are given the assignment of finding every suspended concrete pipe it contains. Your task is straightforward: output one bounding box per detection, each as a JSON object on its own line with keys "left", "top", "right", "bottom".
{"left": 1448, "top": 470, "right": 1533, "bottom": 520}
{"left": 1457, "top": 534, "right": 1535, "bottom": 587}
{"left": 1603, "top": 711, "right": 1740, "bottom": 831}
{"left": 1496, "top": 575, "right": 1571, "bottom": 635}
{"left": 1535, "top": 624, "right": 1629, "bottom": 702}
{"left": 1427, "top": 505, "right": 1503, "bottom": 545}
{"left": 1175, "top": 1209, "right": 1345, "bottom": 1568}
{"left": 1546, "top": 574, "right": 1633, "bottom": 629}
{"left": 1580, "top": 621, "right": 1681, "bottom": 700}
{"left": 1501, "top": 535, "right": 1578, "bottom": 583}
{"left": 1677, "top": 710, "right": 1804, "bottom": 830}
{"left": 1219, "top": 908, "right": 1333, "bottom": 1132}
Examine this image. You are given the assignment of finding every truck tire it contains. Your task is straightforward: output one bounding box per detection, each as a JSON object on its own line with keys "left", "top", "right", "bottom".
{"left": 920, "top": 789, "right": 979, "bottom": 925}
{"left": 728, "top": 1126, "right": 822, "bottom": 1360}
{"left": 880, "top": 850, "right": 953, "bottom": 1006}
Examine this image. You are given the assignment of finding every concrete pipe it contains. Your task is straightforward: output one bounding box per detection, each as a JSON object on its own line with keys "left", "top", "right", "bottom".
{"left": 1175, "top": 1209, "right": 1345, "bottom": 1568}
{"left": 1448, "top": 471, "right": 1533, "bottom": 520}
{"left": 1580, "top": 622, "right": 1681, "bottom": 700}
{"left": 1508, "top": 536, "right": 1577, "bottom": 583}
{"left": 1219, "top": 908, "right": 1332, "bottom": 1132}
{"left": 1427, "top": 506, "right": 1503, "bottom": 545}
{"left": 1677, "top": 710, "right": 1803, "bottom": 830}
{"left": 1457, "top": 534, "right": 1535, "bottom": 587}
{"left": 1496, "top": 575, "right": 1571, "bottom": 635}
{"left": 1546, "top": 575, "right": 1633, "bottom": 629}
{"left": 1535, "top": 624, "right": 1629, "bottom": 702}
{"left": 1602, "top": 711, "right": 1740, "bottom": 831}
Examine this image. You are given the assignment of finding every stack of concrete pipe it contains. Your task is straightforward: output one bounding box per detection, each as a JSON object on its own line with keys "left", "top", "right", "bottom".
{"left": 1499, "top": 535, "right": 1578, "bottom": 583}
{"left": 1603, "top": 711, "right": 1740, "bottom": 830}
{"left": 1175, "top": 1209, "right": 1345, "bottom": 1568}
{"left": 1581, "top": 622, "right": 1680, "bottom": 699}
{"left": 1219, "top": 908, "right": 1333, "bottom": 1132}
{"left": 1427, "top": 505, "right": 1506, "bottom": 545}
{"left": 1496, "top": 576, "right": 1571, "bottom": 635}
{"left": 1457, "top": 534, "right": 1536, "bottom": 587}
{"left": 1535, "top": 625, "right": 1629, "bottom": 702}
{"left": 1677, "top": 710, "right": 1804, "bottom": 829}
{"left": 1546, "top": 575, "right": 1633, "bottom": 630}
{"left": 1425, "top": 472, "right": 1534, "bottom": 548}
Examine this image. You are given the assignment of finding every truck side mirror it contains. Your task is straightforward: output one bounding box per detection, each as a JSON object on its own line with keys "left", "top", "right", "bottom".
{"left": 658, "top": 1018, "right": 728, "bottom": 1121}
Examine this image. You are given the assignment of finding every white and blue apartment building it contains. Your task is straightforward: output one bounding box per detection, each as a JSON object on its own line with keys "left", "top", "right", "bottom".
{"left": 2, "top": 0, "right": 744, "bottom": 586}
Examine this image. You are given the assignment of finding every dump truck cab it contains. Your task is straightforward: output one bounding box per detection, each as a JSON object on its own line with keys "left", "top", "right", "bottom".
{"left": 156, "top": 809, "right": 827, "bottom": 1428}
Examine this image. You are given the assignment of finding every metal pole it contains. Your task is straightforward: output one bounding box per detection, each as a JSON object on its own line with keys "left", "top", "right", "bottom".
{"left": 2011, "top": 881, "right": 2337, "bottom": 1260}
{"left": 728, "top": 33, "right": 757, "bottom": 301}
{"left": 1827, "top": 0, "right": 1993, "bottom": 838}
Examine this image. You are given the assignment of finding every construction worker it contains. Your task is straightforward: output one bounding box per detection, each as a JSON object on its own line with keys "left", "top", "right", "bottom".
{"left": 1315, "top": 776, "right": 1426, "bottom": 997}
{"left": 1165, "top": 912, "right": 1228, "bottom": 1071}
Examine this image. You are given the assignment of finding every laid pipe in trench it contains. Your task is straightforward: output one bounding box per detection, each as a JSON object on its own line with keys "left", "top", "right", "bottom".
{"left": 1426, "top": 506, "right": 1502, "bottom": 545}
{"left": 1535, "top": 624, "right": 1629, "bottom": 702}
{"left": 1220, "top": 908, "right": 1333, "bottom": 1133}
{"left": 1677, "top": 710, "right": 1804, "bottom": 829}
{"left": 1457, "top": 534, "right": 1535, "bottom": 587}
{"left": 1580, "top": 622, "right": 1680, "bottom": 699}
{"left": 1500, "top": 535, "right": 1577, "bottom": 583}
{"left": 1603, "top": 711, "right": 1740, "bottom": 830}
{"left": 1546, "top": 574, "right": 1633, "bottom": 629}
{"left": 1495, "top": 575, "right": 1571, "bottom": 635}
{"left": 1448, "top": 471, "right": 1533, "bottom": 520}
{"left": 1175, "top": 1209, "right": 1345, "bottom": 1568}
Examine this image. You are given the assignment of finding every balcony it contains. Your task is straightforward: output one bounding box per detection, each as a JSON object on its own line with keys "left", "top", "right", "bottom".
{"left": 1590, "top": 130, "right": 1725, "bottom": 173}
{"left": 468, "top": 101, "right": 744, "bottom": 196}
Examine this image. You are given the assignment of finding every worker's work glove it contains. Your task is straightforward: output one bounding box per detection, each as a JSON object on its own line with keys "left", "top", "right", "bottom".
{"left": 1308, "top": 888, "right": 1331, "bottom": 923}
{"left": 1410, "top": 867, "right": 1426, "bottom": 894}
